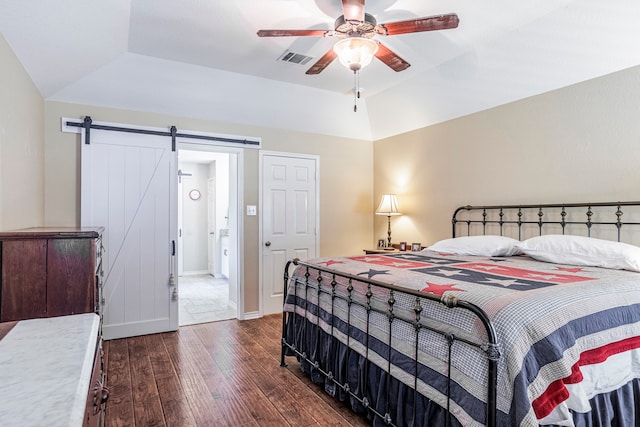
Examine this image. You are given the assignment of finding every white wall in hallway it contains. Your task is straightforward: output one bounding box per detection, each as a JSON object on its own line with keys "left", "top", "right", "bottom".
{"left": 179, "top": 153, "right": 231, "bottom": 276}
{"left": 179, "top": 161, "right": 209, "bottom": 273}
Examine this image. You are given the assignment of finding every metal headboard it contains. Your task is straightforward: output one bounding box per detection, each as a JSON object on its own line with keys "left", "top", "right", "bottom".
{"left": 452, "top": 201, "right": 640, "bottom": 243}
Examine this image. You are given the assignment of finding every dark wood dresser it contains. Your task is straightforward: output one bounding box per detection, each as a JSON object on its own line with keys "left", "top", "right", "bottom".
{"left": 0, "top": 226, "right": 104, "bottom": 322}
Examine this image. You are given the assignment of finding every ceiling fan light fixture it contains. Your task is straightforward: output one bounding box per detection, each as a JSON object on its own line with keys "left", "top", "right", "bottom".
{"left": 333, "top": 37, "right": 379, "bottom": 72}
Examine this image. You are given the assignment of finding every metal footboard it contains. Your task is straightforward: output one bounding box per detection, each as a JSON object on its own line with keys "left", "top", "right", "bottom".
{"left": 281, "top": 258, "right": 500, "bottom": 427}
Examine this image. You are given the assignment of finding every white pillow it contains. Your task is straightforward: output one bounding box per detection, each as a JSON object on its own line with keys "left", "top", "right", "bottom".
{"left": 516, "top": 234, "right": 640, "bottom": 272}
{"left": 425, "top": 235, "right": 523, "bottom": 257}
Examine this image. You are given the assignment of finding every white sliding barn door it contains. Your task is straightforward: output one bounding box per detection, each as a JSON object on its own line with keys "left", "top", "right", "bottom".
{"left": 261, "top": 152, "right": 319, "bottom": 315}
{"left": 81, "top": 129, "right": 178, "bottom": 339}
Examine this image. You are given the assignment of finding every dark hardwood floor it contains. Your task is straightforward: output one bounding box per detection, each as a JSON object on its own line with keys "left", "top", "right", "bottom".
{"left": 103, "top": 314, "right": 370, "bottom": 426}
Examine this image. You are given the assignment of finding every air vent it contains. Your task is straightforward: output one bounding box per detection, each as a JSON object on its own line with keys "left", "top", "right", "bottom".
{"left": 278, "top": 50, "right": 314, "bottom": 66}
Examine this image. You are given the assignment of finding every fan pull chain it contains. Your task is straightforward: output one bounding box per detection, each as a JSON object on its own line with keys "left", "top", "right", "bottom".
{"left": 353, "top": 70, "right": 361, "bottom": 112}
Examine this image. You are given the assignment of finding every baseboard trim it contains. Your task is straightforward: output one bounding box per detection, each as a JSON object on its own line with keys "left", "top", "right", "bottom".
{"left": 181, "top": 270, "right": 211, "bottom": 276}
{"left": 243, "top": 311, "right": 261, "bottom": 320}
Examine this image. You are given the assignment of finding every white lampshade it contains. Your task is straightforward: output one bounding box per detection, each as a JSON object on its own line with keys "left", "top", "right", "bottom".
{"left": 375, "top": 194, "right": 401, "bottom": 216}
{"left": 333, "top": 37, "right": 379, "bottom": 72}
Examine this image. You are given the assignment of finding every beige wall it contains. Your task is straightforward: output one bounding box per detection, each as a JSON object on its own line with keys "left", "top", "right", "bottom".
{"left": 374, "top": 65, "right": 640, "bottom": 247}
{"left": 0, "top": 34, "right": 44, "bottom": 230}
{"left": 43, "top": 101, "right": 374, "bottom": 313}
{"left": 7, "top": 26, "right": 640, "bottom": 316}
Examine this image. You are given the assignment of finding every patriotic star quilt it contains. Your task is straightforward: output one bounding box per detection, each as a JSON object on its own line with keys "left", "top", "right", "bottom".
{"left": 284, "top": 250, "right": 640, "bottom": 426}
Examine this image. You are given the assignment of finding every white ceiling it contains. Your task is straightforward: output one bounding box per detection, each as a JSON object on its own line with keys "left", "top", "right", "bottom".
{"left": 1, "top": 0, "right": 639, "bottom": 141}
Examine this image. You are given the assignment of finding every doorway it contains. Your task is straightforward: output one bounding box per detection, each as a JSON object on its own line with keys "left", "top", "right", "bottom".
{"left": 177, "top": 147, "right": 240, "bottom": 325}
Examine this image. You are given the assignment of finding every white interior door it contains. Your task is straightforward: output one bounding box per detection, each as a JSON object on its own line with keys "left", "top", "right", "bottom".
{"left": 261, "top": 152, "right": 319, "bottom": 315}
{"left": 81, "top": 129, "right": 178, "bottom": 339}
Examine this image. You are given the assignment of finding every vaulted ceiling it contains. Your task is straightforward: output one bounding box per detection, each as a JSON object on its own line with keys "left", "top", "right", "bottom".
{"left": 1, "top": 0, "right": 639, "bottom": 141}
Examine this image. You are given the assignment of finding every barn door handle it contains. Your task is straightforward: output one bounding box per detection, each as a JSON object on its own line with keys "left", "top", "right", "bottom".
{"left": 265, "top": 241, "right": 271, "bottom": 247}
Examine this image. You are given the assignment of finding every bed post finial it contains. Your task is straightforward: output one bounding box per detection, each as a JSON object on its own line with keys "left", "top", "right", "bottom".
{"left": 517, "top": 208, "right": 523, "bottom": 241}
{"left": 538, "top": 208, "right": 544, "bottom": 235}
{"left": 616, "top": 204, "right": 623, "bottom": 241}
{"left": 482, "top": 209, "right": 487, "bottom": 235}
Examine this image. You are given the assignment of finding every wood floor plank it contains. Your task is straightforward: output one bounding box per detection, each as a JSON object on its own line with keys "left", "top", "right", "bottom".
{"left": 155, "top": 375, "right": 198, "bottom": 427}
{"left": 176, "top": 331, "right": 251, "bottom": 427}
{"left": 105, "top": 401, "right": 135, "bottom": 427}
{"left": 104, "top": 315, "right": 370, "bottom": 426}
{"left": 144, "top": 333, "right": 176, "bottom": 380}
{"left": 230, "top": 316, "right": 361, "bottom": 426}
{"left": 207, "top": 377, "right": 288, "bottom": 427}
{"left": 104, "top": 339, "right": 136, "bottom": 427}
{"left": 162, "top": 330, "right": 226, "bottom": 426}
{"left": 195, "top": 319, "right": 302, "bottom": 426}
{"left": 127, "top": 336, "right": 166, "bottom": 426}
{"left": 198, "top": 339, "right": 290, "bottom": 425}
{"left": 105, "top": 338, "right": 133, "bottom": 406}
{"left": 142, "top": 334, "right": 198, "bottom": 426}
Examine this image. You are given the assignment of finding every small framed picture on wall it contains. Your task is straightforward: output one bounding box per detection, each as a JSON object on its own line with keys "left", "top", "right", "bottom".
{"left": 411, "top": 243, "right": 422, "bottom": 252}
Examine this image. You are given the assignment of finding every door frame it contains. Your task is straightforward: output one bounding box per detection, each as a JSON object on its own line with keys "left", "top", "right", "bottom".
{"left": 258, "top": 150, "right": 320, "bottom": 316}
{"left": 207, "top": 177, "right": 216, "bottom": 276}
{"left": 179, "top": 142, "right": 245, "bottom": 320}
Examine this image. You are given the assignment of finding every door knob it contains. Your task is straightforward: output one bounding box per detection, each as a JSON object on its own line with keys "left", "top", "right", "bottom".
{"left": 265, "top": 241, "right": 271, "bottom": 247}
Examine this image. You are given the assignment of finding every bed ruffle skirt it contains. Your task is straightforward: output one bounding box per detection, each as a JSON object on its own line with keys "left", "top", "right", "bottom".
{"left": 284, "top": 314, "right": 640, "bottom": 427}
{"left": 546, "top": 379, "right": 640, "bottom": 427}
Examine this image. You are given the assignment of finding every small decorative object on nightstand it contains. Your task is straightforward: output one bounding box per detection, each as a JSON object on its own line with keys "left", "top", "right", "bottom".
{"left": 399, "top": 242, "right": 407, "bottom": 251}
{"left": 411, "top": 243, "right": 422, "bottom": 251}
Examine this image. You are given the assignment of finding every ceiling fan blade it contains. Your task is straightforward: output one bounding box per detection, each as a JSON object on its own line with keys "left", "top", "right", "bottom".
{"left": 305, "top": 48, "right": 337, "bottom": 75}
{"left": 257, "top": 29, "right": 331, "bottom": 37}
{"left": 376, "top": 13, "right": 459, "bottom": 36}
{"left": 342, "top": 0, "right": 365, "bottom": 22}
{"left": 374, "top": 42, "right": 410, "bottom": 72}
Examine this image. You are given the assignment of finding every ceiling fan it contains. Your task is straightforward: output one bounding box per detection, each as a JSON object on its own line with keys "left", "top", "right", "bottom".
{"left": 257, "top": 0, "right": 459, "bottom": 75}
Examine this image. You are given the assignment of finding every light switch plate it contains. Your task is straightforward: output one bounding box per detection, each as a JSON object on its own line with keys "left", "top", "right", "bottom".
{"left": 246, "top": 205, "right": 257, "bottom": 216}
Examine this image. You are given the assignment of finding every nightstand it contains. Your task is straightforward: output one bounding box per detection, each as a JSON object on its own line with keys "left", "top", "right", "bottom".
{"left": 363, "top": 248, "right": 400, "bottom": 254}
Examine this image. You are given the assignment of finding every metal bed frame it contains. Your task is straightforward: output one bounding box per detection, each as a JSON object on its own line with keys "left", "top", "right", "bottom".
{"left": 282, "top": 259, "right": 500, "bottom": 426}
{"left": 280, "top": 201, "right": 640, "bottom": 427}
{"left": 452, "top": 201, "right": 640, "bottom": 241}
